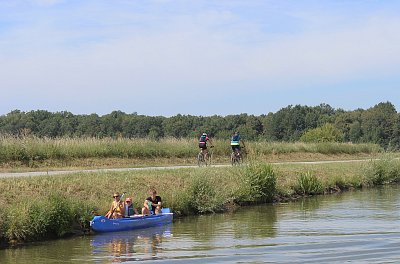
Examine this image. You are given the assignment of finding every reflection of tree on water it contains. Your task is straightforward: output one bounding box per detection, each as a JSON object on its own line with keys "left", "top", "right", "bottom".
{"left": 277, "top": 186, "right": 400, "bottom": 221}
{"left": 232, "top": 204, "right": 278, "bottom": 239}
{"left": 90, "top": 224, "right": 172, "bottom": 262}
{"left": 282, "top": 186, "right": 400, "bottom": 218}
{"left": 173, "top": 204, "right": 278, "bottom": 241}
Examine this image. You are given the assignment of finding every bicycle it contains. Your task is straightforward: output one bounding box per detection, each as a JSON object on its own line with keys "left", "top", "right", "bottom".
{"left": 231, "top": 149, "right": 242, "bottom": 166}
{"left": 197, "top": 146, "right": 213, "bottom": 167}
{"left": 231, "top": 146, "right": 245, "bottom": 166}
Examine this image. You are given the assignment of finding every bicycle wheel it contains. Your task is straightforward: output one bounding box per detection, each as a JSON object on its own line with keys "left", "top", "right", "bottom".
{"left": 230, "top": 152, "right": 236, "bottom": 166}
{"left": 206, "top": 152, "right": 212, "bottom": 166}
{"left": 197, "top": 152, "right": 205, "bottom": 167}
{"left": 231, "top": 152, "right": 241, "bottom": 166}
{"left": 236, "top": 154, "right": 242, "bottom": 165}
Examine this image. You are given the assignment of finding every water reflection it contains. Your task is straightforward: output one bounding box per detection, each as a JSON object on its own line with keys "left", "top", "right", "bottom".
{"left": 91, "top": 224, "right": 172, "bottom": 262}
{"left": 173, "top": 203, "right": 278, "bottom": 241}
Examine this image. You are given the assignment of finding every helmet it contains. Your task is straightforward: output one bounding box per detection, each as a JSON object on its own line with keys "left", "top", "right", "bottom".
{"left": 202, "top": 132, "right": 207, "bottom": 136}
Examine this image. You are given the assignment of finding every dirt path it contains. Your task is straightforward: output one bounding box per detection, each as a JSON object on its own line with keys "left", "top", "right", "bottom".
{"left": 0, "top": 159, "right": 374, "bottom": 178}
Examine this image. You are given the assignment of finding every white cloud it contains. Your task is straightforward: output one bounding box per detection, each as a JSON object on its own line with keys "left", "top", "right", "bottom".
{"left": 2, "top": 12, "right": 400, "bottom": 95}
{"left": 1, "top": 1, "right": 400, "bottom": 115}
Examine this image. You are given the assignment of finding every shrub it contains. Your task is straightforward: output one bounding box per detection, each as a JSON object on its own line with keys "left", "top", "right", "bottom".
{"left": 300, "top": 123, "right": 344, "bottom": 143}
{"left": 364, "top": 157, "right": 400, "bottom": 185}
{"left": 166, "top": 190, "right": 192, "bottom": 216}
{"left": 365, "top": 160, "right": 388, "bottom": 185}
{"left": 70, "top": 200, "right": 97, "bottom": 231}
{"left": 0, "top": 210, "right": 5, "bottom": 241}
{"left": 329, "top": 175, "right": 348, "bottom": 190}
{"left": 5, "top": 193, "right": 74, "bottom": 242}
{"left": 5, "top": 203, "right": 32, "bottom": 241}
{"left": 240, "top": 162, "right": 276, "bottom": 203}
{"left": 348, "top": 174, "right": 365, "bottom": 189}
{"left": 186, "top": 176, "right": 221, "bottom": 214}
{"left": 294, "top": 171, "right": 324, "bottom": 195}
{"left": 44, "top": 194, "right": 74, "bottom": 237}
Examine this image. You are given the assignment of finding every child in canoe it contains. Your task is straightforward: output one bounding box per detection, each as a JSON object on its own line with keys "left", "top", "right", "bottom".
{"left": 124, "top": 197, "right": 139, "bottom": 217}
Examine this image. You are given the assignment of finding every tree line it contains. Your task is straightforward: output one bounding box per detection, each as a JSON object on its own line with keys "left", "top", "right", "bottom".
{"left": 1, "top": 102, "right": 399, "bottom": 149}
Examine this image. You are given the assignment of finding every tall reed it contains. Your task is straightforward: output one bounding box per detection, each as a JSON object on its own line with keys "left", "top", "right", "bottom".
{"left": 0, "top": 135, "right": 382, "bottom": 165}
{"left": 294, "top": 171, "right": 324, "bottom": 195}
{"left": 363, "top": 155, "right": 400, "bottom": 185}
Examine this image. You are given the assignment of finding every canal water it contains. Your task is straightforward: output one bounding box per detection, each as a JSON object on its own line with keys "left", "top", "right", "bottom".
{"left": 1, "top": 185, "right": 399, "bottom": 263}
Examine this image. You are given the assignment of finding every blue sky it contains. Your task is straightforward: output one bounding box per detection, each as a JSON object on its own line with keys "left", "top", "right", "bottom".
{"left": 1, "top": 0, "right": 400, "bottom": 116}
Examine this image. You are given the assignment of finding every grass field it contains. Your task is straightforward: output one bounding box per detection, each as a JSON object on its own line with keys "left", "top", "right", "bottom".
{"left": 0, "top": 136, "right": 383, "bottom": 172}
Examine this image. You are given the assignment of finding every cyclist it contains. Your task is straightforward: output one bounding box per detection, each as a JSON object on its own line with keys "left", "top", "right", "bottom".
{"left": 199, "top": 132, "right": 213, "bottom": 160}
{"left": 230, "top": 131, "right": 243, "bottom": 156}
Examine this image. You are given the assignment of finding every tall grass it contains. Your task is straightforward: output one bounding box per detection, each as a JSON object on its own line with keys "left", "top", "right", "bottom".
{"left": 294, "top": 171, "right": 324, "bottom": 195}
{"left": 250, "top": 141, "right": 382, "bottom": 155}
{"left": 0, "top": 135, "right": 382, "bottom": 166}
{"left": 0, "top": 136, "right": 194, "bottom": 162}
{"left": 5, "top": 193, "right": 75, "bottom": 241}
{"left": 186, "top": 175, "right": 222, "bottom": 214}
{"left": 237, "top": 162, "right": 276, "bottom": 203}
{"left": 363, "top": 155, "right": 400, "bottom": 185}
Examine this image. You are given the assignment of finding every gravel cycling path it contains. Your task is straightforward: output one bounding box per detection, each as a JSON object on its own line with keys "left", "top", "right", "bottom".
{"left": 0, "top": 159, "right": 374, "bottom": 178}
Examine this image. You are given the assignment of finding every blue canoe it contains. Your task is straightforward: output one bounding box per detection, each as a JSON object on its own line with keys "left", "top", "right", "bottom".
{"left": 90, "top": 208, "right": 173, "bottom": 233}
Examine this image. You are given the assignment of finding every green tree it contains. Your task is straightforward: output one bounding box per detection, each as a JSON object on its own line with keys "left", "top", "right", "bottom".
{"left": 300, "top": 123, "right": 344, "bottom": 143}
{"left": 360, "top": 102, "right": 396, "bottom": 148}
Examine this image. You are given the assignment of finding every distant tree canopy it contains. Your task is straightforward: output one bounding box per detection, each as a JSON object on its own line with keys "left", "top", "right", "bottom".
{"left": 1, "top": 102, "right": 399, "bottom": 149}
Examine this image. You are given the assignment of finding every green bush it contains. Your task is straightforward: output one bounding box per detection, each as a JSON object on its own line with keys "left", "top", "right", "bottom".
{"left": 365, "top": 160, "right": 388, "bottom": 185}
{"left": 364, "top": 158, "right": 400, "bottom": 185}
{"left": 0, "top": 210, "right": 5, "bottom": 241}
{"left": 186, "top": 176, "right": 221, "bottom": 214}
{"left": 5, "top": 193, "right": 74, "bottom": 241}
{"left": 300, "top": 123, "right": 344, "bottom": 143}
{"left": 329, "top": 175, "right": 348, "bottom": 190}
{"left": 70, "top": 200, "right": 97, "bottom": 231}
{"left": 5, "top": 203, "right": 31, "bottom": 241}
{"left": 240, "top": 162, "right": 276, "bottom": 203}
{"left": 166, "top": 190, "right": 192, "bottom": 216}
{"left": 348, "top": 174, "right": 365, "bottom": 189}
{"left": 294, "top": 171, "right": 324, "bottom": 195}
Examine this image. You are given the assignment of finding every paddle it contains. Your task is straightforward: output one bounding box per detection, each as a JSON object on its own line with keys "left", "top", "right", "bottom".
{"left": 106, "top": 191, "right": 126, "bottom": 219}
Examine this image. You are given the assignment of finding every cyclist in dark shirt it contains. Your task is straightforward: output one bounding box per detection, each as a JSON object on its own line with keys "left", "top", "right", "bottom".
{"left": 198, "top": 132, "right": 213, "bottom": 160}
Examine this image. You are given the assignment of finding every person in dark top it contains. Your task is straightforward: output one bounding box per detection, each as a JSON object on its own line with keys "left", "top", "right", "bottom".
{"left": 198, "top": 132, "right": 213, "bottom": 160}
{"left": 141, "top": 188, "right": 162, "bottom": 215}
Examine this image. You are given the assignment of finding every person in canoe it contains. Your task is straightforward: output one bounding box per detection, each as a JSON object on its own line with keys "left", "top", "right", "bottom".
{"left": 105, "top": 192, "right": 125, "bottom": 219}
{"left": 142, "top": 188, "right": 162, "bottom": 215}
{"left": 124, "top": 197, "right": 138, "bottom": 217}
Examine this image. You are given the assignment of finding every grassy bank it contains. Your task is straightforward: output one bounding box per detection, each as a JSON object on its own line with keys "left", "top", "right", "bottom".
{"left": 1, "top": 155, "right": 400, "bottom": 246}
{"left": 0, "top": 136, "right": 382, "bottom": 171}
